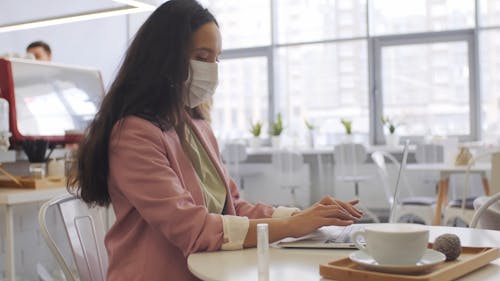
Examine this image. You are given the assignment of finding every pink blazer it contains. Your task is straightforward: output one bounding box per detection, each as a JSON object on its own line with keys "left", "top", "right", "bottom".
{"left": 105, "top": 115, "right": 274, "bottom": 281}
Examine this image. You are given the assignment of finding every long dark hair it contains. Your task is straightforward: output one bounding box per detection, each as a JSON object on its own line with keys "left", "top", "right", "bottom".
{"left": 68, "top": 0, "right": 217, "bottom": 206}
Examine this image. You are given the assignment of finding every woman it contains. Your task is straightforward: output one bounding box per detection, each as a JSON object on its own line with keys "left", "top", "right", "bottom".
{"left": 68, "top": 0, "right": 362, "bottom": 280}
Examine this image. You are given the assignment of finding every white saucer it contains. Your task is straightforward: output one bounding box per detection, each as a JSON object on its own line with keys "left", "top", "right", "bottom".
{"left": 349, "top": 249, "right": 446, "bottom": 274}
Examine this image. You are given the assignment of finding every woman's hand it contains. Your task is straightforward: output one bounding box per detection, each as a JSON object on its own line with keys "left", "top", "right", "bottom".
{"left": 287, "top": 196, "right": 363, "bottom": 238}
{"left": 316, "top": 196, "right": 363, "bottom": 219}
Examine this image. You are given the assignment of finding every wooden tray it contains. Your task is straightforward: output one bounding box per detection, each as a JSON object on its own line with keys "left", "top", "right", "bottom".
{"left": 0, "top": 175, "right": 66, "bottom": 189}
{"left": 320, "top": 247, "right": 500, "bottom": 281}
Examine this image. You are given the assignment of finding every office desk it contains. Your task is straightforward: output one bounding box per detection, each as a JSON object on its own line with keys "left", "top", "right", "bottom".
{"left": 406, "top": 163, "right": 491, "bottom": 225}
{"left": 188, "top": 226, "right": 500, "bottom": 281}
{"left": 247, "top": 145, "right": 413, "bottom": 156}
{"left": 0, "top": 187, "right": 67, "bottom": 281}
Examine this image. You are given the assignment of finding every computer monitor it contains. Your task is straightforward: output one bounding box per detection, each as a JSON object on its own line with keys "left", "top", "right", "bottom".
{"left": 0, "top": 57, "right": 105, "bottom": 143}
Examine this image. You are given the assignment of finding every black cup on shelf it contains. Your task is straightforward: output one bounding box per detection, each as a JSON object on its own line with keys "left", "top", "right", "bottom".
{"left": 21, "top": 139, "right": 55, "bottom": 178}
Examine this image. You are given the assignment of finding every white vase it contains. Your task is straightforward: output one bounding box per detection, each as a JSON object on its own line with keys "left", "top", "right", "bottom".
{"left": 271, "top": 136, "right": 281, "bottom": 148}
{"left": 307, "top": 130, "right": 315, "bottom": 148}
{"left": 386, "top": 133, "right": 400, "bottom": 146}
{"left": 342, "top": 134, "right": 354, "bottom": 143}
{"left": 248, "top": 137, "right": 261, "bottom": 148}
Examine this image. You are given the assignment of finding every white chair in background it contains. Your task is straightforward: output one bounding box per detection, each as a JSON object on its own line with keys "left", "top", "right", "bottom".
{"left": 38, "top": 194, "right": 108, "bottom": 281}
{"left": 221, "top": 142, "right": 249, "bottom": 198}
{"left": 333, "top": 143, "right": 379, "bottom": 222}
{"left": 443, "top": 151, "right": 498, "bottom": 227}
{"left": 470, "top": 193, "right": 500, "bottom": 230}
{"left": 271, "top": 149, "right": 307, "bottom": 208}
{"left": 415, "top": 143, "right": 444, "bottom": 163}
{"left": 371, "top": 151, "right": 436, "bottom": 225}
{"left": 414, "top": 143, "right": 445, "bottom": 192}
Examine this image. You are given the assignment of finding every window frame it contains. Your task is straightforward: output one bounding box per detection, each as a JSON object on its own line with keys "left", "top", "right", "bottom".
{"left": 370, "top": 29, "right": 479, "bottom": 144}
{"left": 210, "top": 0, "right": 500, "bottom": 145}
{"left": 219, "top": 46, "right": 275, "bottom": 128}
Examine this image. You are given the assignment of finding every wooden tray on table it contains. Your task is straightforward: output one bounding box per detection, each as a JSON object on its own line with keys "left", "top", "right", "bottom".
{"left": 0, "top": 175, "right": 66, "bottom": 189}
{"left": 320, "top": 247, "right": 500, "bottom": 281}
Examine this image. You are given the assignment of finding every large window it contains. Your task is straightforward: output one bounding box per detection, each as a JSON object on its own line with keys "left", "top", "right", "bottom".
{"left": 276, "top": 41, "right": 368, "bottom": 144}
{"left": 211, "top": 56, "right": 269, "bottom": 140}
{"left": 480, "top": 29, "right": 500, "bottom": 142}
{"left": 198, "top": 0, "right": 271, "bottom": 49}
{"left": 275, "top": 0, "right": 366, "bottom": 44}
{"left": 370, "top": 0, "right": 475, "bottom": 36}
{"left": 373, "top": 32, "right": 475, "bottom": 143}
{"left": 202, "top": 0, "right": 500, "bottom": 145}
{"left": 381, "top": 41, "right": 470, "bottom": 136}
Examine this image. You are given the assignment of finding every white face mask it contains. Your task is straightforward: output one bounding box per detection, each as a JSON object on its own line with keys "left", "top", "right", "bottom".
{"left": 184, "top": 59, "right": 218, "bottom": 108}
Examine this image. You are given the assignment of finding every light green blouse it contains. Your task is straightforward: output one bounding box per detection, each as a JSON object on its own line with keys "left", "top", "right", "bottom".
{"left": 184, "top": 126, "right": 227, "bottom": 214}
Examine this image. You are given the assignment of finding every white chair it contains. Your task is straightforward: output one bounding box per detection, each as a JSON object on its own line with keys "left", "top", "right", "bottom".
{"left": 271, "top": 149, "right": 307, "bottom": 208}
{"left": 443, "top": 152, "right": 497, "bottom": 227}
{"left": 39, "top": 194, "right": 108, "bottom": 281}
{"left": 415, "top": 143, "right": 444, "bottom": 164}
{"left": 415, "top": 143, "right": 444, "bottom": 191}
{"left": 333, "top": 143, "right": 379, "bottom": 222}
{"left": 221, "top": 142, "right": 249, "bottom": 198}
{"left": 470, "top": 193, "right": 500, "bottom": 230}
{"left": 371, "top": 151, "right": 436, "bottom": 225}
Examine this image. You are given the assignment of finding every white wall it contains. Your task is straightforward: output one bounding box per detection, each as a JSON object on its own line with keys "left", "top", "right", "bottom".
{"left": 0, "top": 12, "right": 152, "bottom": 88}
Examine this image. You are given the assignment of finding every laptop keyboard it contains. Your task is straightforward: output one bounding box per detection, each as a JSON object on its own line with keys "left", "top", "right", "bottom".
{"left": 331, "top": 224, "right": 364, "bottom": 244}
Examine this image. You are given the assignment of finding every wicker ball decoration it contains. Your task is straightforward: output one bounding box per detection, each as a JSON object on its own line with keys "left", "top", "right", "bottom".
{"left": 433, "top": 234, "right": 461, "bottom": 261}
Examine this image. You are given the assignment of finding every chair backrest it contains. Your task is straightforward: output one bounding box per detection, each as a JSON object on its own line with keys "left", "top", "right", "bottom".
{"left": 221, "top": 143, "right": 248, "bottom": 164}
{"left": 271, "top": 149, "right": 304, "bottom": 186}
{"left": 39, "top": 194, "right": 108, "bottom": 281}
{"left": 272, "top": 150, "right": 304, "bottom": 174}
{"left": 333, "top": 143, "right": 367, "bottom": 177}
{"left": 371, "top": 151, "right": 399, "bottom": 206}
{"left": 461, "top": 151, "right": 500, "bottom": 210}
{"left": 415, "top": 144, "right": 444, "bottom": 163}
{"left": 371, "top": 148, "right": 412, "bottom": 206}
{"left": 470, "top": 193, "right": 500, "bottom": 230}
{"left": 221, "top": 143, "right": 248, "bottom": 181}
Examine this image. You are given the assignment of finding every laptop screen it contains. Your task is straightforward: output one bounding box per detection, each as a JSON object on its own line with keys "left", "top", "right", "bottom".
{"left": 388, "top": 139, "right": 410, "bottom": 223}
{"left": 0, "top": 57, "right": 104, "bottom": 142}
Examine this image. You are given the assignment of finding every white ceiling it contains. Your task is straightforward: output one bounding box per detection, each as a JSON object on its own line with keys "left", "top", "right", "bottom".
{"left": 0, "top": 0, "right": 166, "bottom": 29}
{"left": 0, "top": 0, "right": 127, "bottom": 25}
{"left": 0, "top": 0, "right": 163, "bottom": 33}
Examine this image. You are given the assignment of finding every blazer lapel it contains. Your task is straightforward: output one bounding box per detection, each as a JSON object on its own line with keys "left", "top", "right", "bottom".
{"left": 162, "top": 129, "right": 206, "bottom": 206}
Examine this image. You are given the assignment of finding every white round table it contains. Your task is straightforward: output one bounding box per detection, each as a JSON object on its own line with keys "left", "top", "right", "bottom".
{"left": 188, "top": 226, "right": 500, "bottom": 281}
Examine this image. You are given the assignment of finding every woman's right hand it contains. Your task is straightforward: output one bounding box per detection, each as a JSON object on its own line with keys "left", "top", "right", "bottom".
{"left": 286, "top": 200, "right": 361, "bottom": 238}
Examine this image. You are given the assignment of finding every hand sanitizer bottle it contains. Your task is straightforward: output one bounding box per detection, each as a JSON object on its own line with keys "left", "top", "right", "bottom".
{"left": 257, "top": 223, "right": 269, "bottom": 281}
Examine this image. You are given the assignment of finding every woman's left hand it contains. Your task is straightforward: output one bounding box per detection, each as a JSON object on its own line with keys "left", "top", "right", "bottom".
{"left": 293, "top": 196, "right": 363, "bottom": 220}
{"left": 317, "top": 196, "right": 363, "bottom": 219}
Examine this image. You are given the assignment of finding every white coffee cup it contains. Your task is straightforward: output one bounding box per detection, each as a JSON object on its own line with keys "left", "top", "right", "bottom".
{"left": 351, "top": 223, "right": 429, "bottom": 265}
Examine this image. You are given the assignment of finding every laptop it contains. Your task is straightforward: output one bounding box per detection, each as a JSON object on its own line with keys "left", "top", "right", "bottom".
{"left": 278, "top": 140, "right": 410, "bottom": 249}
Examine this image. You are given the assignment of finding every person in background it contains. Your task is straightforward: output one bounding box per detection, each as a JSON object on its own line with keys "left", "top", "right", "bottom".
{"left": 26, "top": 41, "right": 51, "bottom": 61}
{"left": 68, "top": 0, "right": 363, "bottom": 280}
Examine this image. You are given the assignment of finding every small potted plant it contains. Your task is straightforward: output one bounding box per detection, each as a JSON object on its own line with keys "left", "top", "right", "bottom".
{"left": 381, "top": 116, "right": 400, "bottom": 146}
{"left": 340, "top": 119, "right": 353, "bottom": 142}
{"left": 304, "top": 119, "right": 316, "bottom": 148}
{"left": 248, "top": 121, "right": 263, "bottom": 148}
{"left": 270, "top": 113, "right": 284, "bottom": 148}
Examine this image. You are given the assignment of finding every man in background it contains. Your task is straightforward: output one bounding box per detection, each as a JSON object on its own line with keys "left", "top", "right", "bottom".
{"left": 26, "top": 41, "right": 51, "bottom": 61}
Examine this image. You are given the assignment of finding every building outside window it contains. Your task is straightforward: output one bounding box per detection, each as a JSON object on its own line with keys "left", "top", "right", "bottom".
{"left": 200, "top": 0, "right": 500, "bottom": 145}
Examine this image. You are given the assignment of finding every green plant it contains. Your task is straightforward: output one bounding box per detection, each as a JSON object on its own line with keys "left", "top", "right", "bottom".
{"left": 304, "top": 119, "right": 315, "bottom": 130}
{"left": 381, "top": 116, "right": 398, "bottom": 134}
{"left": 249, "top": 121, "right": 262, "bottom": 137}
{"left": 270, "top": 113, "right": 284, "bottom": 136}
{"left": 340, "top": 119, "right": 352, "bottom": 135}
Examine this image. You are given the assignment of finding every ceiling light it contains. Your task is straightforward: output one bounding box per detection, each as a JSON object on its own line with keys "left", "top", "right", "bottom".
{"left": 0, "top": 0, "right": 157, "bottom": 33}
